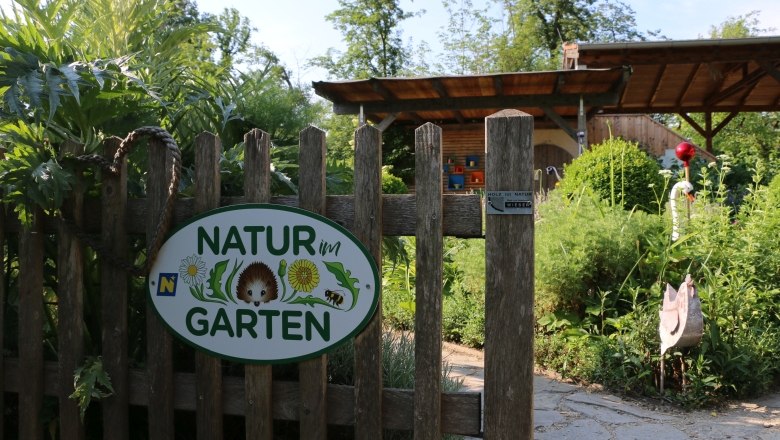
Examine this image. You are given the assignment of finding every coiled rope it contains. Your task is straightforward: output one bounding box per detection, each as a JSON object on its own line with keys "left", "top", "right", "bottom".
{"left": 62, "top": 126, "right": 181, "bottom": 276}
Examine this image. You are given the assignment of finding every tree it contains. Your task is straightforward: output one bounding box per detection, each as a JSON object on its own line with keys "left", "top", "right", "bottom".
{"left": 309, "top": 0, "right": 418, "bottom": 79}
{"left": 676, "top": 12, "right": 780, "bottom": 185}
{"left": 491, "top": 0, "right": 648, "bottom": 72}
{"left": 311, "top": 0, "right": 420, "bottom": 181}
{"left": 435, "top": 0, "right": 498, "bottom": 75}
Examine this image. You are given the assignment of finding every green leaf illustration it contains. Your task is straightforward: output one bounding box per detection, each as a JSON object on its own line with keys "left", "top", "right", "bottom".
{"left": 324, "top": 261, "right": 360, "bottom": 311}
{"left": 223, "top": 260, "right": 243, "bottom": 304}
{"left": 189, "top": 284, "right": 204, "bottom": 301}
{"left": 206, "top": 260, "right": 230, "bottom": 304}
{"left": 190, "top": 284, "right": 224, "bottom": 304}
{"left": 288, "top": 294, "right": 342, "bottom": 310}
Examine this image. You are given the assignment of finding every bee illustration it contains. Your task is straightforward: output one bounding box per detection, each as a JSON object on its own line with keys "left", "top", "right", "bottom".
{"left": 324, "top": 289, "right": 344, "bottom": 307}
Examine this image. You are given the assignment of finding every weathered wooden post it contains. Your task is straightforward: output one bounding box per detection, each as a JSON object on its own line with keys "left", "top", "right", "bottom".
{"left": 298, "top": 126, "right": 329, "bottom": 438}
{"left": 194, "top": 132, "right": 224, "bottom": 439}
{"left": 484, "top": 110, "right": 535, "bottom": 439}
{"left": 147, "top": 136, "right": 176, "bottom": 440}
{"left": 19, "top": 207, "right": 44, "bottom": 440}
{"left": 101, "top": 137, "right": 129, "bottom": 440}
{"left": 0, "top": 193, "right": 4, "bottom": 438}
{"left": 353, "top": 124, "right": 383, "bottom": 438}
{"left": 243, "top": 128, "right": 274, "bottom": 438}
{"left": 59, "top": 140, "right": 87, "bottom": 440}
{"left": 414, "top": 123, "right": 443, "bottom": 439}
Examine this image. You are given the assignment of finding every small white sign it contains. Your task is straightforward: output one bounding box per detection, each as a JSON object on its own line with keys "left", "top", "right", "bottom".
{"left": 147, "top": 204, "right": 379, "bottom": 364}
{"left": 486, "top": 191, "right": 534, "bottom": 215}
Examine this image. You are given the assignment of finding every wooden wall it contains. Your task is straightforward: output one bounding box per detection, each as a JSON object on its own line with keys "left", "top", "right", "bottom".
{"left": 588, "top": 114, "right": 715, "bottom": 161}
{"left": 437, "top": 114, "right": 713, "bottom": 194}
{"left": 442, "top": 124, "right": 486, "bottom": 192}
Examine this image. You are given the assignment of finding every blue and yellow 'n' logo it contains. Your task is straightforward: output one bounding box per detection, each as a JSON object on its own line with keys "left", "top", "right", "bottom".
{"left": 157, "top": 273, "right": 178, "bottom": 296}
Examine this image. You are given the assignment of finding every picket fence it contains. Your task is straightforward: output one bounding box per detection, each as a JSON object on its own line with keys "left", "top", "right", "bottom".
{"left": 1, "top": 110, "right": 534, "bottom": 439}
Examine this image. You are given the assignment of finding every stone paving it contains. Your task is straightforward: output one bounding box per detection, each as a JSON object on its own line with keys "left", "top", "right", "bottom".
{"left": 443, "top": 342, "right": 780, "bottom": 439}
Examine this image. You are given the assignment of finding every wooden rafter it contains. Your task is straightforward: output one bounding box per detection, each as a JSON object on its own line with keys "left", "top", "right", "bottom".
{"left": 493, "top": 76, "right": 504, "bottom": 96}
{"left": 432, "top": 79, "right": 466, "bottom": 124}
{"left": 647, "top": 63, "right": 668, "bottom": 107}
{"left": 675, "top": 63, "right": 700, "bottom": 108}
{"left": 759, "top": 60, "right": 780, "bottom": 84}
{"left": 332, "top": 90, "right": 623, "bottom": 115}
{"left": 705, "top": 64, "right": 767, "bottom": 106}
{"left": 542, "top": 107, "right": 578, "bottom": 141}
{"left": 376, "top": 113, "right": 398, "bottom": 131}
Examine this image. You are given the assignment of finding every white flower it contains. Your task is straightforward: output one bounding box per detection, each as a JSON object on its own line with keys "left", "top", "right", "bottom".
{"left": 179, "top": 255, "right": 206, "bottom": 286}
{"left": 658, "top": 169, "right": 673, "bottom": 178}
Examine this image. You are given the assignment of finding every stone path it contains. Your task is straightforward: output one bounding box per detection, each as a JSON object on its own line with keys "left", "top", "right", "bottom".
{"left": 442, "top": 342, "right": 780, "bottom": 439}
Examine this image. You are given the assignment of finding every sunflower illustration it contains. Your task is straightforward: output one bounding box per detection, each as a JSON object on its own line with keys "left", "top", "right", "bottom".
{"left": 287, "top": 259, "right": 320, "bottom": 292}
{"left": 179, "top": 255, "right": 207, "bottom": 286}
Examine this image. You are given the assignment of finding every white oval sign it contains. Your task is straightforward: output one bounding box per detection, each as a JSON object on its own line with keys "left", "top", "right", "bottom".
{"left": 147, "top": 204, "right": 379, "bottom": 364}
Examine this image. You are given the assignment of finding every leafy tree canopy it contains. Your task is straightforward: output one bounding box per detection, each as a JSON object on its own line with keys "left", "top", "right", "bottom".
{"left": 309, "top": 0, "right": 420, "bottom": 79}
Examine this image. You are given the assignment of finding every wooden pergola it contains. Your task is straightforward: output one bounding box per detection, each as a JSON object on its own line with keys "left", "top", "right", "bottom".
{"left": 313, "top": 36, "right": 780, "bottom": 152}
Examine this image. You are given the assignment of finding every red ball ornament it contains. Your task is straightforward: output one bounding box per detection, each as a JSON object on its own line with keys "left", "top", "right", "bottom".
{"left": 675, "top": 141, "right": 696, "bottom": 166}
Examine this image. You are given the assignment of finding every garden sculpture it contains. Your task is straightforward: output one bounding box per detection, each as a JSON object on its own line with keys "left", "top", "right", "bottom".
{"left": 659, "top": 275, "right": 703, "bottom": 392}
{"left": 670, "top": 180, "right": 695, "bottom": 241}
{"left": 659, "top": 142, "right": 704, "bottom": 392}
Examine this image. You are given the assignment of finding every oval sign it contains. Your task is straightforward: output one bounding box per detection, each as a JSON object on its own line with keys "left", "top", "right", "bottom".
{"left": 147, "top": 204, "right": 379, "bottom": 364}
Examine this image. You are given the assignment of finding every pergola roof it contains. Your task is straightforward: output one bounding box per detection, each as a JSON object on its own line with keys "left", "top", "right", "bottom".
{"left": 312, "top": 37, "right": 780, "bottom": 128}
{"left": 573, "top": 37, "right": 780, "bottom": 114}
{"left": 313, "top": 67, "right": 630, "bottom": 127}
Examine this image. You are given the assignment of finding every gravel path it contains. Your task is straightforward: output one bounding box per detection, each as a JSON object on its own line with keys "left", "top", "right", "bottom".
{"left": 442, "top": 342, "right": 780, "bottom": 439}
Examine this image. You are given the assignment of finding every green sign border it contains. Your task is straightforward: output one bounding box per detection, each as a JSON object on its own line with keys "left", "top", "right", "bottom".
{"left": 147, "top": 203, "right": 380, "bottom": 365}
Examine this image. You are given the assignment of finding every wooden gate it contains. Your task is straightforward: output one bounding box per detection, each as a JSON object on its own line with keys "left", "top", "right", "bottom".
{"left": 1, "top": 111, "right": 534, "bottom": 439}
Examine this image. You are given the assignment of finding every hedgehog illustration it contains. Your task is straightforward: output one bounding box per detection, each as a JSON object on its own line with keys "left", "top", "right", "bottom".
{"left": 236, "top": 261, "right": 279, "bottom": 306}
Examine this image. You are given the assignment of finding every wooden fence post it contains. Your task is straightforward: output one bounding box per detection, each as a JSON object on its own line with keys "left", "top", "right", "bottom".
{"left": 0, "top": 195, "right": 5, "bottom": 437}
{"left": 19, "top": 207, "right": 44, "bottom": 440}
{"left": 243, "top": 128, "right": 274, "bottom": 438}
{"left": 101, "top": 137, "right": 129, "bottom": 440}
{"left": 484, "top": 110, "right": 535, "bottom": 439}
{"left": 353, "top": 124, "right": 383, "bottom": 439}
{"left": 194, "top": 132, "right": 224, "bottom": 439}
{"left": 414, "top": 123, "right": 443, "bottom": 439}
{"left": 147, "top": 137, "right": 176, "bottom": 440}
{"left": 298, "top": 126, "right": 328, "bottom": 439}
{"left": 58, "top": 140, "right": 86, "bottom": 440}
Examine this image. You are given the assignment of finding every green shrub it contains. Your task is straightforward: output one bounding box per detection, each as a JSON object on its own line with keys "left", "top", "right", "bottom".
{"left": 558, "top": 137, "right": 665, "bottom": 212}
{"left": 442, "top": 289, "right": 485, "bottom": 348}
{"left": 536, "top": 158, "right": 780, "bottom": 408}
{"left": 382, "top": 166, "right": 408, "bottom": 194}
{"left": 382, "top": 237, "right": 487, "bottom": 349}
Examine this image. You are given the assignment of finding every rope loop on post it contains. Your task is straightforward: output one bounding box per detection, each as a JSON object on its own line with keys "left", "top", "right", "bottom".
{"left": 62, "top": 126, "right": 182, "bottom": 276}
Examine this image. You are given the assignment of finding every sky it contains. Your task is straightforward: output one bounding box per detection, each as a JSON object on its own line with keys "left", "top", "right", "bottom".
{"left": 0, "top": 0, "right": 778, "bottom": 83}
{"left": 194, "top": 0, "right": 780, "bottom": 84}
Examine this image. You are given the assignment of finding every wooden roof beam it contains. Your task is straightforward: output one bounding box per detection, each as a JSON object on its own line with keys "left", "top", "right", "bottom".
{"left": 375, "top": 113, "right": 399, "bottom": 131}
{"left": 432, "top": 79, "right": 466, "bottom": 124}
{"left": 647, "top": 63, "right": 668, "bottom": 108}
{"left": 542, "top": 106, "right": 578, "bottom": 141}
{"left": 675, "top": 63, "right": 701, "bottom": 108}
{"left": 370, "top": 78, "right": 396, "bottom": 100}
{"left": 332, "top": 90, "right": 622, "bottom": 115}
{"left": 705, "top": 65, "right": 767, "bottom": 106}
{"left": 612, "top": 66, "right": 632, "bottom": 111}
{"left": 493, "top": 76, "right": 504, "bottom": 96}
{"left": 759, "top": 60, "right": 780, "bottom": 84}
